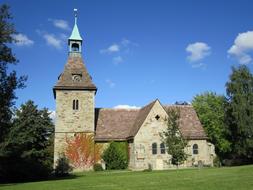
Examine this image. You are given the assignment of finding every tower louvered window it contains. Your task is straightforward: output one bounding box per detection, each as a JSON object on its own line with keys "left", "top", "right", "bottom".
{"left": 193, "top": 144, "right": 198, "bottom": 155}
{"left": 73, "top": 99, "right": 79, "bottom": 110}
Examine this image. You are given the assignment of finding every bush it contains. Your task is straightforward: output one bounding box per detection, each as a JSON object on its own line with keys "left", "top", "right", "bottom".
{"left": 93, "top": 163, "right": 103, "bottom": 171}
{"left": 55, "top": 154, "right": 73, "bottom": 177}
{"left": 102, "top": 141, "right": 128, "bottom": 170}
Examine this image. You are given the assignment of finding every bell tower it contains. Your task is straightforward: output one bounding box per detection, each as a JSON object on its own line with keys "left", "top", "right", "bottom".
{"left": 53, "top": 9, "right": 97, "bottom": 166}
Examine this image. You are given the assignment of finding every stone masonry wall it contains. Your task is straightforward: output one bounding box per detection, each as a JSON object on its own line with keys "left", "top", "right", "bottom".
{"left": 54, "top": 90, "right": 95, "bottom": 166}
{"left": 130, "top": 101, "right": 215, "bottom": 170}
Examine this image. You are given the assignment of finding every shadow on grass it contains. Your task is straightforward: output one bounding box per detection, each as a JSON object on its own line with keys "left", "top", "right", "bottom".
{"left": 0, "top": 173, "right": 80, "bottom": 186}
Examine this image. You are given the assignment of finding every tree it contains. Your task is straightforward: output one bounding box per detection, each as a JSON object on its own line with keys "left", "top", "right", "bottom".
{"left": 225, "top": 65, "right": 253, "bottom": 162}
{"left": 0, "top": 4, "right": 26, "bottom": 143}
{"left": 65, "top": 133, "right": 103, "bottom": 170}
{"left": 102, "top": 142, "right": 128, "bottom": 170}
{"left": 192, "top": 92, "right": 231, "bottom": 159}
{"left": 161, "top": 108, "right": 188, "bottom": 167}
{"left": 0, "top": 100, "right": 54, "bottom": 182}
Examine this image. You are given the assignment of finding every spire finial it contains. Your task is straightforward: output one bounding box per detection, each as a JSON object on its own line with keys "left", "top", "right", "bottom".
{"left": 74, "top": 8, "right": 78, "bottom": 25}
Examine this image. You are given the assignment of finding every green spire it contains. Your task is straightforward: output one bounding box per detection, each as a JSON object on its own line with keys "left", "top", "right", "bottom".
{"left": 69, "top": 9, "right": 82, "bottom": 42}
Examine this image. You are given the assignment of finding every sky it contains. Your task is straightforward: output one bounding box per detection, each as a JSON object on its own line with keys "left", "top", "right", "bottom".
{"left": 3, "top": 0, "right": 253, "bottom": 112}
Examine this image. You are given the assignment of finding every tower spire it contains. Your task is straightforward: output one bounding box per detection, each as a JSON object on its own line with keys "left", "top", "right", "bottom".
{"left": 68, "top": 8, "right": 83, "bottom": 55}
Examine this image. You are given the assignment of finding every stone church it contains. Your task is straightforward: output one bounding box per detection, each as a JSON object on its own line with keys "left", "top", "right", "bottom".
{"left": 53, "top": 11, "right": 215, "bottom": 170}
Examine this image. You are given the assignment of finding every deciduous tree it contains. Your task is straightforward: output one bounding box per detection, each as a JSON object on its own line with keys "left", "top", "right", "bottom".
{"left": 192, "top": 92, "right": 231, "bottom": 159}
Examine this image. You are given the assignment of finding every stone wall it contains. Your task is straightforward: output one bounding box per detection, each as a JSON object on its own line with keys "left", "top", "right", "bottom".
{"left": 54, "top": 89, "right": 95, "bottom": 166}
{"left": 130, "top": 101, "right": 215, "bottom": 170}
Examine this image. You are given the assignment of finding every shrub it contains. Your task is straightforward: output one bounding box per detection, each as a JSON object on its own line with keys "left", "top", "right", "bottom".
{"left": 93, "top": 163, "right": 103, "bottom": 171}
{"left": 55, "top": 154, "right": 73, "bottom": 177}
{"left": 102, "top": 141, "right": 128, "bottom": 170}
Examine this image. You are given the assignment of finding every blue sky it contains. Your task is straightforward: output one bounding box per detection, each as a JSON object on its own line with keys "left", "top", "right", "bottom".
{"left": 4, "top": 0, "right": 253, "bottom": 111}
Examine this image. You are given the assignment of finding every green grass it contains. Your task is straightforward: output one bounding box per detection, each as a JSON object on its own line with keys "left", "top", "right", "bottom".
{"left": 1, "top": 165, "right": 253, "bottom": 190}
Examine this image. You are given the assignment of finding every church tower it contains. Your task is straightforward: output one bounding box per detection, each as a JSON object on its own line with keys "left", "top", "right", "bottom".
{"left": 53, "top": 9, "right": 97, "bottom": 165}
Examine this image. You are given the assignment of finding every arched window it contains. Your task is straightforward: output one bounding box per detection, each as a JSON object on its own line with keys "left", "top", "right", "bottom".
{"left": 160, "top": 143, "right": 166, "bottom": 154}
{"left": 193, "top": 144, "right": 198, "bottom": 155}
{"left": 152, "top": 143, "right": 157, "bottom": 155}
{"left": 71, "top": 43, "right": 79, "bottom": 52}
{"left": 72, "top": 99, "right": 79, "bottom": 110}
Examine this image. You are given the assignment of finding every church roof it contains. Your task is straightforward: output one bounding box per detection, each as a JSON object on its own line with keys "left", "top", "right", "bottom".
{"left": 95, "top": 108, "right": 139, "bottom": 141}
{"left": 164, "top": 105, "right": 207, "bottom": 140}
{"left": 53, "top": 56, "right": 97, "bottom": 96}
{"left": 94, "top": 100, "right": 207, "bottom": 141}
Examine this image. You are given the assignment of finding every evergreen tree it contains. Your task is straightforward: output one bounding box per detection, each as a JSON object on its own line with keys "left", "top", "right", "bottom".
{"left": 0, "top": 101, "right": 54, "bottom": 182}
{"left": 192, "top": 92, "right": 231, "bottom": 159}
{"left": 161, "top": 108, "right": 188, "bottom": 167}
{"left": 0, "top": 4, "right": 26, "bottom": 143}
{"left": 225, "top": 65, "right": 253, "bottom": 162}
{"left": 102, "top": 142, "right": 128, "bottom": 170}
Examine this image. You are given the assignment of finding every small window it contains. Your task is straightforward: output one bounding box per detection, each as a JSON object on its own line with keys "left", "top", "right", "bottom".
{"left": 193, "top": 144, "right": 198, "bottom": 155}
{"left": 155, "top": 115, "right": 160, "bottom": 120}
{"left": 71, "top": 43, "right": 79, "bottom": 52}
{"left": 152, "top": 143, "right": 157, "bottom": 155}
{"left": 72, "top": 99, "right": 79, "bottom": 110}
{"left": 160, "top": 143, "right": 166, "bottom": 154}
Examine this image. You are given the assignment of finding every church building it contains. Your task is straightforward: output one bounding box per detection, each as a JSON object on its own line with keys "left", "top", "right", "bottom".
{"left": 53, "top": 10, "right": 215, "bottom": 170}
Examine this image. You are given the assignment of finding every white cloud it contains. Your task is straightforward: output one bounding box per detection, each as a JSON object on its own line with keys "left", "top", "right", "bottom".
{"left": 49, "top": 19, "right": 70, "bottom": 31}
{"left": 186, "top": 42, "right": 211, "bottom": 62}
{"left": 100, "top": 44, "right": 120, "bottom": 54}
{"left": 105, "top": 79, "right": 116, "bottom": 88}
{"left": 43, "top": 33, "right": 62, "bottom": 49}
{"left": 12, "top": 34, "right": 34, "bottom": 46}
{"left": 113, "top": 56, "right": 123, "bottom": 65}
{"left": 114, "top": 105, "right": 140, "bottom": 109}
{"left": 228, "top": 31, "right": 253, "bottom": 64}
{"left": 121, "top": 38, "right": 138, "bottom": 47}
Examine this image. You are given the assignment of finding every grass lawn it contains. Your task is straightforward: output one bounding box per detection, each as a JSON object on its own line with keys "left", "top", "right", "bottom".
{"left": 1, "top": 165, "right": 253, "bottom": 190}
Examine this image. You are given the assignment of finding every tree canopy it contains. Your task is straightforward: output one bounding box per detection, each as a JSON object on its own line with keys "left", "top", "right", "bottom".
{"left": 192, "top": 92, "right": 231, "bottom": 158}
{"left": 0, "top": 4, "right": 26, "bottom": 143}
{"left": 0, "top": 100, "right": 54, "bottom": 182}
{"left": 225, "top": 65, "right": 253, "bottom": 162}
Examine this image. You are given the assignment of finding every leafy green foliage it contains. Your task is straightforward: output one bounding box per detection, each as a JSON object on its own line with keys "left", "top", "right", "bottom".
{"left": 102, "top": 142, "right": 128, "bottom": 170}
{"left": 0, "top": 100, "right": 54, "bottom": 182}
{"left": 225, "top": 65, "right": 253, "bottom": 162}
{"left": 192, "top": 92, "right": 231, "bottom": 158}
{"left": 93, "top": 163, "right": 104, "bottom": 171}
{"left": 0, "top": 4, "right": 27, "bottom": 143}
{"left": 55, "top": 154, "right": 73, "bottom": 177}
{"left": 161, "top": 108, "right": 188, "bottom": 166}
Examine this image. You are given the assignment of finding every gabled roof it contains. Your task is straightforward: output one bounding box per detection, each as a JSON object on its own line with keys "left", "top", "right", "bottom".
{"left": 94, "top": 100, "right": 207, "bottom": 141}
{"left": 128, "top": 100, "right": 157, "bottom": 138}
{"left": 164, "top": 105, "right": 207, "bottom": 140}
{"left": 53, "top": 56, "right": 97, "bottom": 97}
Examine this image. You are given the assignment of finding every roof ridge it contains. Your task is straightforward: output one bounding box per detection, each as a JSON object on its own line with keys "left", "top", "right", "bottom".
{"left": 128, "top": 99, "right": 157, "bottom": 138}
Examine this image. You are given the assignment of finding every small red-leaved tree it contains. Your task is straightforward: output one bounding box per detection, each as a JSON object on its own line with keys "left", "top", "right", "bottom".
{"left": 65, "top": 133, "right": 103, "bottom": 169}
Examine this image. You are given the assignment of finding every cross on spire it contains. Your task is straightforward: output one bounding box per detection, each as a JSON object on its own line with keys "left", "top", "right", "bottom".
{"left": 74, "top": 8, "right": 78, "bottom": 25}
